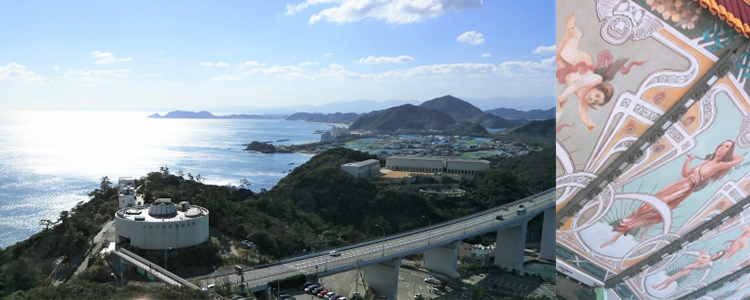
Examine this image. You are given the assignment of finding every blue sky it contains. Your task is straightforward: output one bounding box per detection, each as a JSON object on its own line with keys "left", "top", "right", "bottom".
{"left": 0, "top": 0, "right": 555, "bottom": 111}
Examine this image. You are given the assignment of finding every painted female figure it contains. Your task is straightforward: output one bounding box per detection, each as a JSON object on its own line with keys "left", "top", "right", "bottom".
{"left": 556, "top": 13, "right": 644, "bottom": 131}
{"left": 651, "top": 250, "right": 725, "bottom": 290}
{"left": 601, "top": 140, "right": 743, "bottom": 248}
{"left": 722, "top": 225, "right": 750, "bottom": 263}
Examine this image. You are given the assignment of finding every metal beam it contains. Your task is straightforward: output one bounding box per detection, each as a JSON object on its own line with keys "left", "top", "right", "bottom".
{"left": 605, "top": 195, "right": 750, "bottom": 288}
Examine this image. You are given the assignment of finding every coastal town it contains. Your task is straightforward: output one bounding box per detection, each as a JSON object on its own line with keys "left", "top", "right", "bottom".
{"left": 271, "top": 126, "right": 536, "bottom": 160}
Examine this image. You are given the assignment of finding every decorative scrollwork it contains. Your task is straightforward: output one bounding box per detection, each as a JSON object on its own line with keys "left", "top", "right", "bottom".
{"left": 667, "top": 126, "right": 684, "bottom": 142}
{"left": 634, "top": 104, "right": 660, "bottom": 122}
{"left": 596, "top": 0, "right": 662, "bottom": 45}
{"left": 620, "top": 99, "right": 631, "bottom": 108}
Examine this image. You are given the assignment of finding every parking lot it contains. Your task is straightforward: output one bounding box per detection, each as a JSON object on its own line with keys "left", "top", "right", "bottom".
{"left": 316, "top": 261, "right": 456, "bottom": 300}
{"left": 463, "top": 273, "right": 541, "bottom": 298}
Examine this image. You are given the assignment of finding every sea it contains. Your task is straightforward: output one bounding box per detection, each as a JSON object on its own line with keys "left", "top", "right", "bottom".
{"left": 0, "top": 110, "right": 333, "bottom": 248}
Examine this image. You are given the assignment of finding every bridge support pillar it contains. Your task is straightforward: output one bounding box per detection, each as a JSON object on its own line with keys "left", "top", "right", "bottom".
{"left": 423, "top": 241, "right": 461, "bottom": 279}
{"left": 494, "top": 220, "right": 527, "bottom": 273}
{"left": 364, "top": 258, "right": 400, "bottom": 300}
{"left": 540, "top": 206, "right": 556, "bottom": 261}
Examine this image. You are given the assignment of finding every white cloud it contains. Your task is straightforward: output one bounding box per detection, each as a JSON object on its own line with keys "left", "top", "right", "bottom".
{"left": 200, "top": 62, "right": 231, "bottom": 67}
{"left": 457, "top": 31, "right": 484, "bottom": 45}
{"left": 210, "top": 74, "right": 240, "bottom": 81}
{"left": 245, "top": 65, "right": 304, "bottom": 75}
{"left": 374, "top": 63, "right": 499, "bottom": 79}
{"left": 532, "top": 45, "right": 556, "bottom": 54}
{"left": 0, "top": 63, "right": 53, "bottom": 84}
{"left": 286, "top": 0, "right": 340, "bottom": 15}
{"left": 298, "top": 61, "right": 319, "bottom": 66}
{"left": 498, "top": 57, "right": 555, "bottom": 73}
{"left": 481, "top": 53, "right": 491, "bottom": 58}
{"left": 142, "top": 73, "right": 162, "bottom": 77}
{"left": 299, "top": 0, "right": 481, "bottom": 24}
{"left": 329, "top": 63, "right": 344, "bottom": 70}
{"left": 358, "top": 55, "right": 414, "bottom": 65}
{"left": 239, "top": 61, "right": 263, "bottom": 69}
{"left": 323, "top": 53, "right": 333, "bottom": 57}
{"left": 91, "top": 51, "right": 132, "bottom": 64}
{"left": 62, "top": 68, "right": 132, "bottom": 83}
{"left": 53, "top": 65, "right": 60, "bottom": 70}
{"left": 241, "top": 57, "right": 553, "bottom": 81}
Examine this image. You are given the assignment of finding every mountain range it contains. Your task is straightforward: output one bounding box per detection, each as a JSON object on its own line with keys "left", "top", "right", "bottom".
{"left": 485, "top": 107, "right": 555, "bottom": 120}
{"left": 204, "top": 96, "right": 551, "bottom": 114}
{"left": 286, "top": 112, "right": 360, "bottom": 124}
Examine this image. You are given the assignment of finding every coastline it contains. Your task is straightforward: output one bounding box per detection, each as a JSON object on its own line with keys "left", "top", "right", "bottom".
{"left": 296, "top": 119, "right": 350, "bottom": 128}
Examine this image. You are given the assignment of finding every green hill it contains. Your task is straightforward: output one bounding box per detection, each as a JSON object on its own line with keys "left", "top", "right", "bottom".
{"left": 349, "top": 104, "right": 487, "bottom": 134}
{"left": 505, "top": 119, "right": 555, "bottom": 137}
{"left": 419, "top": 95, "right": 523, "bottom": 129}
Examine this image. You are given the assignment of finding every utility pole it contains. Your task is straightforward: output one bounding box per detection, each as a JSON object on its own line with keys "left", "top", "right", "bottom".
{"left": 374, "top": 224, "right": 385, "bottom": 257}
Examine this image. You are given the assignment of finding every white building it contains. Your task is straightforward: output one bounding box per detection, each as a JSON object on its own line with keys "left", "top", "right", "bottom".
{"left": 114, "top": 198, "right": 209, "bottom": 250}
{"left": 331, "top": 127, "right": 348, "bottom": 138}
{"left": 341, "top": 159, "right": 381, "bottom": 179}
{"left": 320, "top": 131, "right": 334, "bottom": 143}
{"left": 385, "top": 156, "right": 490, "bottom": 175}
{"left": 445, "top": 159, "right": 490, "bottom": 175}
{"left": 385, "top": 157, "right": 444, "bottom": 173}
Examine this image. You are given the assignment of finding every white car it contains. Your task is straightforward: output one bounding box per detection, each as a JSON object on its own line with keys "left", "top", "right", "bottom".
{"left": 202, "top": 283, "right": 216, "bottom": 291}
{"left": 329, "top": 250, "right": 341, "bottom": 256}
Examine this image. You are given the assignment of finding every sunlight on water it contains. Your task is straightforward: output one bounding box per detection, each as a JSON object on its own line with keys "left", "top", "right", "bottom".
{"left": 0, "top": 110, "right": 331, "bottom": 248}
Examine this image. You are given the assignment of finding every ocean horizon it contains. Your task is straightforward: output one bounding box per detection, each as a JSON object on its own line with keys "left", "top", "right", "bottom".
{"left": 0, "top": 110, "right": 332, "bottom": 248}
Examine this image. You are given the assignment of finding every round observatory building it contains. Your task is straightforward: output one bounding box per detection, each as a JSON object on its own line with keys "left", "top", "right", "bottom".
{"left": 114, "top": 198, "right": 209, "bottom": 250}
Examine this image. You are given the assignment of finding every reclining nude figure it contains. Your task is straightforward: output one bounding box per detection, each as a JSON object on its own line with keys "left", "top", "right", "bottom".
{"left": 601, "top": 140, "right": 743, "bottom": 248}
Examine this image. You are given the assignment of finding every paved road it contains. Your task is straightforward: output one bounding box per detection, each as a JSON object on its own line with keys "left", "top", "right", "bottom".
{"left": 73, "top": 220, "right": 115, "bottom": 277}
{"left": 195, "top": 190, "right": 555, "bottom": 290}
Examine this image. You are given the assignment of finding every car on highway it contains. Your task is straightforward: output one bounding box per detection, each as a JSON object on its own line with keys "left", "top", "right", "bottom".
{"left": 329, "top": 250, "right": 341, "bottom": 256}
{"left": 202, "top": 283, "right": 216, "bottom": 291}
{"left": 495, "top": 215, "right": 504, "bottom": 221}
{"left": 517, "top": 204, "right": 527, "bottom": 215}
{"left": 424, "top": 277, "right": 439, "bottom": 284}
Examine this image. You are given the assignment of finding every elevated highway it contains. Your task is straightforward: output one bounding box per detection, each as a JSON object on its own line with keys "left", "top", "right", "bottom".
{"left": 198, "top": 189, "right": 556, "bottom": 298}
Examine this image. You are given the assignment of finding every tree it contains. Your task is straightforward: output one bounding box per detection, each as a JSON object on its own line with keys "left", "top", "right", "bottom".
{"left": 38, "top": 219, "right": 55, "bottom": 231}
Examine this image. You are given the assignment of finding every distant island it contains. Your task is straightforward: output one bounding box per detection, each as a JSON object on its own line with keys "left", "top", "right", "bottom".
{"left": 244, "top": 141, "right": 284, "bottom": 153}
{"left": 148, "top": 111, "right": 279, "bottom": 119}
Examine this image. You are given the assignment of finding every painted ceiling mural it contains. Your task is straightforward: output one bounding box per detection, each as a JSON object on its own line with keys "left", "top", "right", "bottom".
{"left": 556, "top": 0, "right": 750, "bottom": 299}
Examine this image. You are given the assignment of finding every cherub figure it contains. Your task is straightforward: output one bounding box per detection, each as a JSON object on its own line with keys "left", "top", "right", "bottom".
{"left": 556, "top": 13, "right": 644, "bottom": 131}
{"left": 722, "top": 225, "right": 750, "bottom": 263}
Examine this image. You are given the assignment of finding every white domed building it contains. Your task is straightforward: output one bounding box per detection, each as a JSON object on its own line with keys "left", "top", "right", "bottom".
{"left": 114, "top": 198, "right": 209, "bottom": 250}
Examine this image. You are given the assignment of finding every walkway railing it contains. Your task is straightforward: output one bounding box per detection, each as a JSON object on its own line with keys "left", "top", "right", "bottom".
{"left": 114, "top": 248, "right": 200, "bottom": 290}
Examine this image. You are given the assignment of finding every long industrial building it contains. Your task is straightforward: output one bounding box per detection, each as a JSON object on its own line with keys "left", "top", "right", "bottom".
{"left": 385, "top": 156, "right": 489, "bottom": 174}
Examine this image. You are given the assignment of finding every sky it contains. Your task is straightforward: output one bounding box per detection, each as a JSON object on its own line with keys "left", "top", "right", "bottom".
{"left": 0, "top": 0, "right": 555, "bottom": 111}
